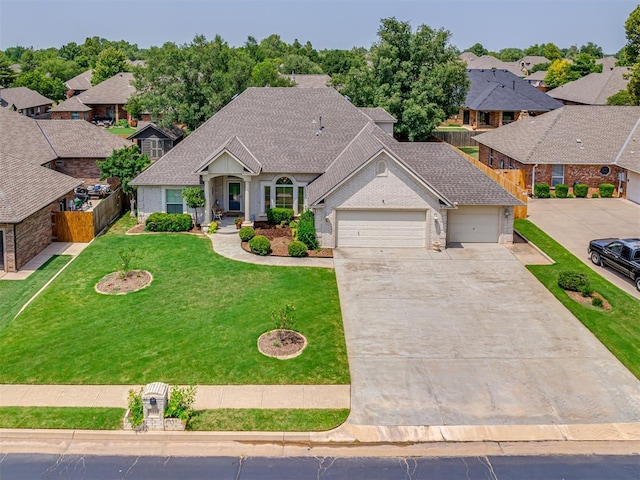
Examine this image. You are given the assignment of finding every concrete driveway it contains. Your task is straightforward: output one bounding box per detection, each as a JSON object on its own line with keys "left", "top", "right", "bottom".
{"left": 527, "top": 198, "right": 640, "bottom": 298}
{"left": 334, "top": 245, "right": 640, "bottom": 427}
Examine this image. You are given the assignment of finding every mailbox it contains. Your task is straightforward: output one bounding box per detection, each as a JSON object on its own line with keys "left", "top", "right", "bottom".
{"left": 142, "top": 382, "right": 168, "bottom": 430}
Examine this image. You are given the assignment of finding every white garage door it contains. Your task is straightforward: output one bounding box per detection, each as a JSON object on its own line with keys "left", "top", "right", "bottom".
{"left": 448, "top": 206, "right": 501, "bottom": 243}
{"left": 627, "top": 171, "right": 640, "bottom": 205}
{"left": 336, "top": 210, "right": 427, "bottom": 248}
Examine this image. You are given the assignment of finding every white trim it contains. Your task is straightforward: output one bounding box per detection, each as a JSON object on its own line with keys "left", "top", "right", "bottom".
{"left": 260, "top": 174, "right": 308, "bottom": 215}
{"left": 162, "top": 186, "right": 187, "bottom": 214}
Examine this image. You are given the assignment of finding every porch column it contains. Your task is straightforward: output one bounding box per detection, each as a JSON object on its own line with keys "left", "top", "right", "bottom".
{"left": 204, "top": 177, "right": 211, "bottom": 225}
{"left": 114, "top": 104, "right": 119, "bottom": 122}
{"left": 243, "top": 177, "right": 251, "bottom": 223}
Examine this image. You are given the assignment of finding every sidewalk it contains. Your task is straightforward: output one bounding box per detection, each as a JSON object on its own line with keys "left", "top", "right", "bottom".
{"left": 0, "top": 384, "right": 350, "bottom": 410}
{"left": 210, "top": 229, "right": 334, "bottom": 268}
{"left": 0, "top": 242, "right": 90, "bottom": 280}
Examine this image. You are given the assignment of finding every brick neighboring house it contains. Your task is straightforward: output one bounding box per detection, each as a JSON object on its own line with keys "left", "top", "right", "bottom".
{"left": 0, "top": 110, "right": 80, "bottom": 273}
{"left": 127, "top": 121, "right": 184, "bottom": 160}
{"left": 473, "top": 106, "right": 640, "bottom": 203}
{"left": 460, "top": 52, "right": 523, "bottom": 76}
{"left": 547, "top": 67, "right": 629, "bottom": 105}
{"left": 131, "top": 88, "right": 523, "bottom": 248}
{"left": 65, "top": 69, "right": 93, "bottom": 98}
{"left": 51, "top": 72, "right": 135, "bottom": 122}
{"left": 0, "top": 86, "right": 53, "bottom": 117}
{"left": 452, "top": 69, "right": 563, "bottom": 129}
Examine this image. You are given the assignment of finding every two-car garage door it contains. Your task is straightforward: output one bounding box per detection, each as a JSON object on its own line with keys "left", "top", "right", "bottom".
{"left": 336, "top": 210, "right": 426, "bottom": 248}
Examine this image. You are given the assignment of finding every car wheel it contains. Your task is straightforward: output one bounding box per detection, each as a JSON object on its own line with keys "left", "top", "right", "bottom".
{"left": 635, "top": 277, "right": 640, "bottom": 292}
{"left": 590, "top": 252, "right": 602, "bottom": 266}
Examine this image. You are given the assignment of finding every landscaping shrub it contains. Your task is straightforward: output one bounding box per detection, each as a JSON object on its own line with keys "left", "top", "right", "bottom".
{"left": 145, "top": 213, "right": 192, "bottom": 232}
{"left": 297, "top": 220, "right": 318, "bottom": 250}
{"left": 249, "top": 235, "right": 271, "bottom": 255}
{"left": 567, "top": 194, "right": 575, "bottom": 198}
{"left": 558, "top": 271, "right": 590, "bottom": 293}
{"left": 591, "top": 193, "right": 599, "bottom": 198}
{"left": 165, "top": 385, "right": 197, "bottom": 424}
{"left": 592, "top": 296, "right": 604, "bottom": 308}
{"left": 555, "top": 184, "right": 568, "bottom": 198}
{"left": 299, "top": 210, "right": 314, "bottom": 223}
{"left": 573, "top": 183, "right": 588, "bottom": 198}
{"left": 266, "top": 208, "right": 294, "bottom": 225}
{"left": 115, "top": 119, "right": 129, "bottom": 128}
{"left": 534, "top": 183, "right": 550, "bottom": 198}
{"left": 208, "top": 222, "right": 219, "bottom": 233}
{"left": 288, "top": 240, "right": 308, "bottom": 257}
{"left": 238, "top": 226, "right": 255, "bottom": 242}
{"left": 599, "top": 183, "right": 615, "bottom": 198}
{"left": 127, "top": 388, "right": 144, "bottom": 429}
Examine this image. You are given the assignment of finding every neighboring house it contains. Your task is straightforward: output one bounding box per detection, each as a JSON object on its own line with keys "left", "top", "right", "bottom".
{"left": 547, "top": 67, "right": 630, "bottom": 105}
{"left": 0, "top": 109, "right": 81, "bottom": 273}
{"left": 65, "top": 69, "right": 93, "bottom": 98}
{"left": 0, "top": 86, "right": 53, "bottom": 117}
{"left": 473, "top": 106, "right": 640, "bottom": 203}
{"left": 453, "top": 69, "right": 562, "bottom": 128}
{"left": 524, "top": 71, "right": 548, "bottom": 92}
{"left": 131, "top": 88, "right": 522, "bottom": 248}
{"left": 596, "top": 56, "right": 618, "bottom": 72}
{"left": 49, "top": 95, "right": 92, "bottom": 120}
{"left": 51, "top": 72, "right": 135, "bottom": 122}
{"left": 127, "top": 121, "right": 184, "bottom": 160}
{"left": 460, "top": 52, "right": 523, "bottom": 76}
{"left": 287, "top": 74, "right": 331, "bottom": 88}
{"left": 518, "top": 56, "right": 549, "bottom": 73}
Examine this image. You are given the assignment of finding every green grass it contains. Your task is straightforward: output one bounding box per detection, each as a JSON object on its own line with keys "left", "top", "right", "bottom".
{"left": 188, "top": 408, "right": 349, "bottom": 431}
{"left": 515, "top": 219, "right": 640, "bottom": 379}
{"left": 0, "top": 255, "right": 71, "bottom": 328}
{"left": 105, "top": 126, "right": 136, "bottom": 136}
{"left": 0, "top": 217, "right": 349, "bottom": 385}
{"left": 458, "top": 146, "right": 479, "bottom": 159}
{"left": 0, "top": 407, "right": 124, "bottom": 429}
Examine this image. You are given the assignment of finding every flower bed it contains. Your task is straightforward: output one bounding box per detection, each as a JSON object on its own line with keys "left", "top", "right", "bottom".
{"left": 240, "top": 222, "right": 332, "bottom": 258}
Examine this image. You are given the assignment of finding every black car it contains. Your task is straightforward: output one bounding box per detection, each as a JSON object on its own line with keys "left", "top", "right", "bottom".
{"left": 587, "top": 238, "right": 640, "bottom": 291}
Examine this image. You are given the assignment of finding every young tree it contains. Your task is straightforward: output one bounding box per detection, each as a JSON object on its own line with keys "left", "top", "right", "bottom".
{"left": 92, "top": 47, "right": 127, "bottom": 85}
{"left": 181, "top": 187, "right": 205, "bottom": 226}
{"left": 96, "top": 146, "right": 151, "bottom": 215}
{"left": 340, "top": 17, "right": 468, "bottom": 141}
{"left": 544, "top": 59, "right": 575, "bottom": 88}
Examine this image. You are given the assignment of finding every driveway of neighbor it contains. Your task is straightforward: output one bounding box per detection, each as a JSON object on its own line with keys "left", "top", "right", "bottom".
{"left": 527, "top": 198, "right": 640, "bottom": 299}
{"left": 334, "top": 245, "right": 640, "bottom": 427}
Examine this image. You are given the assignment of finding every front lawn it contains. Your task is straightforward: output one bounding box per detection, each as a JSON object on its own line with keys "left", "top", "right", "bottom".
{"left": 0, "top": 255, "right": 71, "bottom": 328}
{"left": 515, "top": 219, "right": 640, "bottom": 379}
{"left": 105, "top": 126, "right": 137, "bottom": 136}
{"left": 0, "top": 407, "right": 124, "bottom": 430}
{"left": 0, "top": 219, "right": 349, "bottom": 385}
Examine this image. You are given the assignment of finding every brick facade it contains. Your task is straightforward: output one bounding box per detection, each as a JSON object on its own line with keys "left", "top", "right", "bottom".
{"left": 52, "top": 157, "right": 103, "bottom": 185}
{"left": 51, "top": 111, "right": 90, "bottom": 120}
{"left": 478, "top": 144, "right": 625, "bottom": 195}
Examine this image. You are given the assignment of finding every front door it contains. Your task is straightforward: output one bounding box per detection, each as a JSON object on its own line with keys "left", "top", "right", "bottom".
{"left": 463, "top": 110, "right": 470, "bottom": 125}
{"left": 228, "top": 182, "right": 242, "bottom": 212}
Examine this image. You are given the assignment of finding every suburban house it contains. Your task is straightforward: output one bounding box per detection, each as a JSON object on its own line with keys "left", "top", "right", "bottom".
{"left": 0, "top": 86, "right": 53, "bottom": 117}
{"left": 51, "top": 72, "right": 135, "bottom": 122}
{"left": 288, "top": 74, "right": 331, "bottom": 88}
{"left": 127, "top": 121, "right": 184, "bottom": 160}
{"left": 452, "top": 69, "right": 562, "bottom": 129}
{"left": 65, "top": 69, "right": 93, "bottom": 98}
{"left": 48, "top": 95, "right": 92, "bottom": 120}
{"left": 0, "top": 109, "right": 80, "bottom": 273}
{"left": 473, "top": 105, "right": 640, "bottom": 203}
{"left": 518, "top": 56, "right": 549, "bottom": 73}
{"left": 524, "top": 71, "right": 548, "bottom": 92}
{"left": 131, "top": 87, "right": 522, "bottom": 248}
{"left": 547, "top": 67, "right": 630, "bottom": 105}
{"left": 460, "top": 52, "right": 522, "bottom": 77}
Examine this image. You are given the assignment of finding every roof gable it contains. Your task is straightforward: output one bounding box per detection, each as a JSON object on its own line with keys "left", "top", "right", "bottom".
{"left": 77, "top": 72, "right": 135, "bottom": 105}
{"left": 194, "top": 136, "right": 261, "bottom": 175}
{"left": 0, "top": 86, "right": 53, "bottom": 110}
{"left": 36, "top": 120, "right": 132, "bottom": 158}
{"left": 547, "top": 67, "right": 629, "bottom": 105}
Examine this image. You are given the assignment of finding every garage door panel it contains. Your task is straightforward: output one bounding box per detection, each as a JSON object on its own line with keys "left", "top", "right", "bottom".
{"left": 337, "top": 210, "right": 426, "bottom": 248}
{"left": 627, "top": 171, "right": 640, "bottom": 205}
{"left": 448, "top": 207, "right": 500, "bottom": 243}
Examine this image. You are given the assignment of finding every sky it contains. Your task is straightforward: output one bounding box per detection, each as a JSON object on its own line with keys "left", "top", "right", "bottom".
{"left": 0, "top": 0, "right": 636, "bottom": 54}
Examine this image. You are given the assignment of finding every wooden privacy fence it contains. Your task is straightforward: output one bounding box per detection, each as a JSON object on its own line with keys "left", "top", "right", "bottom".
{"left": 446, "top": 144, "right": 528, "bottom": 219}
{"left": 52, "top": 188, "right": 125, "bottom": 242}
{"left": 431, "top": 131, "right": 478, "bottom": 147}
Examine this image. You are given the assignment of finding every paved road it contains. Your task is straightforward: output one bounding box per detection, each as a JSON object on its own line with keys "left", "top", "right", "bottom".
{"left": 1, "top": 454, "right": 638, "bottom": 479}
{"left": 334, "top": 245, "right": 640, "bottom": 427}
{"left": 527, "top": 198, "right": 640, "bottom": 298}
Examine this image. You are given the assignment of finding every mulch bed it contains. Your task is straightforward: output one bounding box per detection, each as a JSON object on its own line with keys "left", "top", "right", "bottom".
{"left": 257, "top": 329, "right": 307, "bottom": 359}
{"left": 241, "top": 222, "right": 332, "bottom": 258}
{"left": 95, "top": 270, "right": 153, "bottom": 295}
{"left": 565, "top": 290, "right": 612, "bottom": 310}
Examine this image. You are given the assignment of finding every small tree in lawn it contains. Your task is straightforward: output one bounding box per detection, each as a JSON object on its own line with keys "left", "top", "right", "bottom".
{"left": 181, "top": 187, "right": 205, "bottom": 227}
{"left": 96, "top": 145, "right": 150, "bottom": 217}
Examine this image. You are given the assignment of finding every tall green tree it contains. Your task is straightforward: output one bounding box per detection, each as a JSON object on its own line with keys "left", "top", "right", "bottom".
{"left": 249, "top": 58, "right": 293, "bottom": 86}
{"left": 340, "top": 17, "right": 468, "bottom": 141}
{"left": 92, "top": 47, "right": 127, "bottom": 85}
{"left": 498, "top": 47, "right": 524, "bottom": 62}
{"left": 0, "top": 51, "right": 17, "bottom": 87}
{"left": 3, "top": 45, "right": 27, "bottom": 63}
{"left": 544, "top": 59, "right": 575, "bottom": 88}
{"left": 625, "top": 5, "right": 640, "bottom": 62}
{"left": 467, "top": 42, "right": 488, "bottom": 57}
{"left": 579, "top": 42, "right": 604, "bottom": 58}
{"left": 318, "top": 49, "right": 366, "bottom": 76}
{"left": 13, "top": 71, "right": 67, "bottom": 101}
{"left": 279, "top": 54, "right": 323, "bottom": 74}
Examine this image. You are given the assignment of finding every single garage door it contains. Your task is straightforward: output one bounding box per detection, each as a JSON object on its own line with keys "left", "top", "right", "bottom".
{"left": 336, "top": 210, "right": 426, "bottom": 248}
{"left": 448, "top": 206, "right": 501, "bottom": 243}
{"left": 627, "top": 171, "right": 640, "bottom": 205}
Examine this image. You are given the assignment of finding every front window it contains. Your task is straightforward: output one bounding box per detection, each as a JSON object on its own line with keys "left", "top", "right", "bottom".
{"left": 275, "top": 177, "right": 294, "bottom": 209}
{"left": 71, "top": 112, "right": 80, "bottom": 120}
{"left": 264, "top": 186, "right": 271, "bottom": 211}
{"left": 298, "top": 186, "right": 305, "bottom": 213}
{"left": 551, "top": 164, "right": 564, "bottom": 187}
{"left": 166, "top": 189, "right": 183, "bottom": 214}
{"left": 489, "top": 149, "right": 494, "bottom": 167}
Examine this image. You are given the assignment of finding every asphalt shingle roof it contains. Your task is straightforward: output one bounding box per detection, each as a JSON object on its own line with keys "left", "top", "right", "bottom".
{"left": 473, "top": 106, "right": 640, "bottom": 173}
{"left": 36, "top": 120, "right": 132, "bottom": 158}
{"left": 65, "top": 69, "right": 93, "bottom": 91}
{"left": 359, "top": 107, "right": 397, "bottom": 123}
{"left": 460, "top": 55, "right": 523, "bottom": 76}
{"left": 0, "top": 86, "right": 53, "bottom": 110}
{"left": 547, "top": 67, "right": 629, "bottom": 105}
{"left": 464, "top": 69, "right": 563, "bottom": 112}
{"left": 0, "top": 107, "right": 57, "bottom": 165}
{"left": 129, "top": 121, "right": 184, "bottom": 141}
{"left": 49, "top": 95, "right": 92, "bottom": 112}
{"left": 288, "top": 74, "right": 331, "bottom": 88}
{"left": 77, "top": 72, "right": 135, "bottom": 105}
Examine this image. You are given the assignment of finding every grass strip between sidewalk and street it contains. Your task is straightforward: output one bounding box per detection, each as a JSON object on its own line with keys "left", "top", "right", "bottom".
{"left": 515, "top": 219, "right": 640, "bottom": 380}
{"left": 0, "top": 407, "right": 349, "bottom": 431}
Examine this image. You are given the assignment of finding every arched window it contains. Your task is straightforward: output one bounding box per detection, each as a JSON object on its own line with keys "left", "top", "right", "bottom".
{"left": 376, "top": 160, "right": 388, "bottom": 177}
{"left": 275, "top": 177, "right": 294, "bottom": 209}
